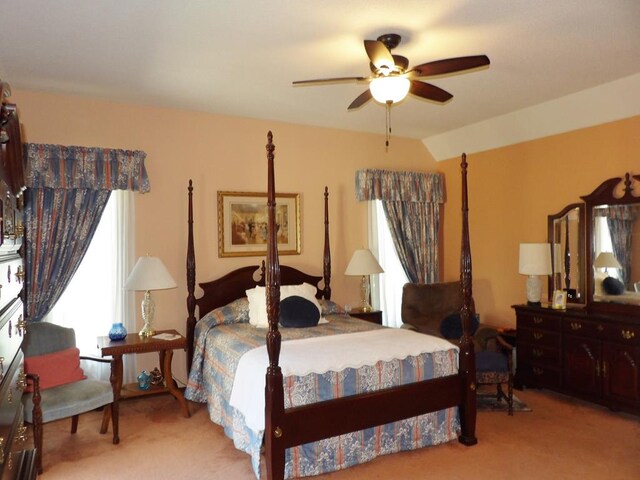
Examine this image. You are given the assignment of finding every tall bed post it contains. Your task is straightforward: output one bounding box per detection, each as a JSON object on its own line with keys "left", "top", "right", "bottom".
{"left": 323, "top": 186, "right": 332, "bottom": 300}
{"left": 264, "top": 132, "right": 286, "bottom": 479}
{"left": 457, "top": 153, "right": 478, "bottom": 445}
{"left": 186, "top": 179, "right": 196, "bottom": 373}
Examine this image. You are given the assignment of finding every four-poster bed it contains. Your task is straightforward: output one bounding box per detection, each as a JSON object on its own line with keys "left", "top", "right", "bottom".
{"left": 184, "top": 132, "right": 477, "bottom": 479}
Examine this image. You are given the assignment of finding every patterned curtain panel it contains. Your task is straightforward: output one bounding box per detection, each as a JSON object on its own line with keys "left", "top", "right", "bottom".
{"left": 355, "top": 169, "right": 444, "bottom": 284}
{"left": 23, "top": 143, "right": 150, "bottom": 322}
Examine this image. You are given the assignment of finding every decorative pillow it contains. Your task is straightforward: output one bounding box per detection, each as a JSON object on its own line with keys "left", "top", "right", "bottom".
{"left": 24, "top": 347, "right": 86, "bottom": 392}
{"left": 246, "top": 283, "right": 322, "bottom": 328}
{"left": 440, "top": 313, "right": 480, "bottom": 339}
{"left": 246, "top": 286, "right": 268, "bottom": 327}
{"left": 201, "top": 297, "right": 250, "bottom": 326}
{"left": 279, "top": 296, "right": 321, "bottom": 328}
{"left": 602, "top": 276, "right": 625, "bottom": 295}
{"left": 318, "top": 299, "right": 346, "bottom": 316}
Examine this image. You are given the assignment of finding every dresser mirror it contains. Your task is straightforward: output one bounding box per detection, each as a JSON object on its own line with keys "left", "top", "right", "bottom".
{"left": 582, "top": 173, "right": 640, "bottom": 317}
{"left": 547, "top": 203, "right": 585, "bottom": 304}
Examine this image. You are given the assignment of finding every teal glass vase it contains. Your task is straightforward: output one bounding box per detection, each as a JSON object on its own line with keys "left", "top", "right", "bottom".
{"left": 108, "top": 322, "right": 127, "bottom": 341}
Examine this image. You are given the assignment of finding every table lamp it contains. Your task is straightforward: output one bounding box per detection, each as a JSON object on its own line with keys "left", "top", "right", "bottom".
{"left": 345, "top": 249, "right": 383, "bottom": 312}
{"left": 124, "top": 255, "right": 177, "bottom": 337}
{"left": 518, "top": 243, "right": 552, "bottom": 306}
{"left": 593, "top": 251, "right": 622, "bottom": 275}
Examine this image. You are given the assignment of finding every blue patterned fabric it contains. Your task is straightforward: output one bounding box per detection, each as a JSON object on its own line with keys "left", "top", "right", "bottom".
{"left": 24, "top": 143, "right": 149, "bottom": 191}
{"left": 185, "top": 305, "right": 460, "bottom": 479}
{"left": 355, "top": 169, "right": 443, "bottom": 284}
{"left": 23, "top": 143, "right": 149, "bottom": 322}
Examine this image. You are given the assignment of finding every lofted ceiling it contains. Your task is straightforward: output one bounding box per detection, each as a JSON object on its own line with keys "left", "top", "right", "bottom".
{"left": 1, "top": 1, "right": 639, "bottom": 149}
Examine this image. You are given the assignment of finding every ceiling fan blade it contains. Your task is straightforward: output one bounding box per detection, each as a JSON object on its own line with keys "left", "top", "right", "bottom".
{"left": 364, "top": 40, "right": 395, "bottom": 70}
{"left": 348, "top": 89, "right": 372, "bottom": 110}
{"left": 409, "top": 55, "right": 490, "bottom": 78}
{"left": 410, "top": 81, "right": 453, "bottom": 103}
{"left": 293, "top": 76, "right": 368, "bottom": 86}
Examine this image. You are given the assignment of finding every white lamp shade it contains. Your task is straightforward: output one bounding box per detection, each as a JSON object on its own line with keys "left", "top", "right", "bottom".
{"left": 345, "top": 249, "right": 384, "bottom": 276}
{"left": 124, "top": 256, "right": 177, "bottom": 291}
{"left": 369, "top": 76, "right": 410, "bottom": 104}
{"left": 594, "top": 252, "right": 622, "bottom": 269}
{"left": 518, "top": 243, "right": 552, "bottom": 276}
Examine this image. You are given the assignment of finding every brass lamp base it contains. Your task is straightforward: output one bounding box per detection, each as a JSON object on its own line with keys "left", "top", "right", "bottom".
{"left": 139, "top": 323, "right": 156, "bottom": 338}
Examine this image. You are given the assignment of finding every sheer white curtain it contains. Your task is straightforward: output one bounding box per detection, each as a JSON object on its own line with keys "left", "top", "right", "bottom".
{"left": 45, "top": 190, "right": 136, "bottom": 382}
{"left": 368, "top": 200, "right": 409, "bottom": 328}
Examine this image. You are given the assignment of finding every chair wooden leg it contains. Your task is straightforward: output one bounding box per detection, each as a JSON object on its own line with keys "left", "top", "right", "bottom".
{"left": 28, "top": 373, "right": 43, "bottom": 475}
{"left": 100, "top": 406, "right": 111, "bottom": 434}
{"left": 71, "top": 415, "right": 79, "bottom": 434}
{"left": 507, "top": 375, "right": 514, "bottom": 416}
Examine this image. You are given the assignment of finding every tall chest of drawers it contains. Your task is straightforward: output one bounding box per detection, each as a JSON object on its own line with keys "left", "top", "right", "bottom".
{"left": 514, "top": 304, "right": 640, "bottom": 416}
{"left": 0, "top": 85, "right": 36, "bottom": 478}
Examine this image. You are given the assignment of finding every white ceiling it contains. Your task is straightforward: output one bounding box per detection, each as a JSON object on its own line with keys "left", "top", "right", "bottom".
{"left": 1, "top": 0, "right": 639, "bottom": 146}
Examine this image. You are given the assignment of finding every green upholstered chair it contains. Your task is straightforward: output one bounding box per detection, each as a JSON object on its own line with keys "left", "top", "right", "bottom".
{"left": 22, "top": 322, "right": 116, "bottom": 474}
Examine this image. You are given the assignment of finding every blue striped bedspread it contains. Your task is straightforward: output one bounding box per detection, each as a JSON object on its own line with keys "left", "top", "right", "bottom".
{"left": 185, "top": 298, "right": 461, "bottom": 479}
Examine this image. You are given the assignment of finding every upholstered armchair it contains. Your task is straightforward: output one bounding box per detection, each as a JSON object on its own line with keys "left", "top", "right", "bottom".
{"left": 22, "top": 322, "right": 117, "bottom": 474}
{"left": 401, "top": 281, "right": 513, "bottom": 415}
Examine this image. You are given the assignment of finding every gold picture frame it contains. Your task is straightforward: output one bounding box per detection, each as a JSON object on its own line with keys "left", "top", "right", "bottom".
{"left": 552, "top": 290, "right": 567, "bottom": 310}
{"left": 217, "top": 191, "right": 300, "bottom": 257}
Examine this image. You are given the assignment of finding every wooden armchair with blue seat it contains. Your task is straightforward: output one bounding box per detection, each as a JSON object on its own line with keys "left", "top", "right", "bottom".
{"left": 22, "top": 322, "right": 118, "bottom": 474}
{"left": 401, "top": 281, "right": 514, "bottom": 415}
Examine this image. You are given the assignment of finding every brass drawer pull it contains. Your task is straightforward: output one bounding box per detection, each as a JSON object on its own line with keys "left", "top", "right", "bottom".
{"left": 533, "top": 317, "right": 543, "bottom": 324}
{"left": 570, "top": 322, "right": 582, "bottom": 330}
{"left": 532, "top": 348, "right": 544, "bottom": 357}
{"left": 621, "top": 330, "right": 635, "bottom": 340}
{"left": 533, "top": 332, "right": 544, "bottom": 340}
{"left": 532, "top": 367, "right": 544, "bottom": 376}
{"left": 16, "top": 370, "right": 26, "bottom": 391}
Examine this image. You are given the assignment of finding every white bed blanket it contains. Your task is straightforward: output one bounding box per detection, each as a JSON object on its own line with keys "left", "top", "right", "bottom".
{"left": 229, "top": 328, "right": 459, "bottom": 432}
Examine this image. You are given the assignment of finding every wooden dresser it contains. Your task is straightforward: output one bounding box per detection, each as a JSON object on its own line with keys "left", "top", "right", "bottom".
{"left": 514, "top": 304, "right": 640, "bottom": 415}
{"left": 0, "top": 82, "right": 37, "bottom": 479}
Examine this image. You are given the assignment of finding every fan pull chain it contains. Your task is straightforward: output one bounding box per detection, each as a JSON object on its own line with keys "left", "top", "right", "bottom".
{"left": 385, "top": 100, "right": 392, "bottom": 150}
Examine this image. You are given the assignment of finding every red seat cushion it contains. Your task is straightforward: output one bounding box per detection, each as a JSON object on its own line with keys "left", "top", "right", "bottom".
{"left": 24, "top": 347, "right": 86, "bottom": 392}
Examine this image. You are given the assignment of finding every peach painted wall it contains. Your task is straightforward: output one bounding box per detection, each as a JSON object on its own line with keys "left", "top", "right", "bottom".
{"left": 11, "top": 88, "right": 438, "bottom": 380}
{"left": 438, "top": 115, "right": 640, "bottom": 327}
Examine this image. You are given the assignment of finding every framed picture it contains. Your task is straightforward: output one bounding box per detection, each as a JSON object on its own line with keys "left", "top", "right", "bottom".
{"left": 552, "top": 290, "right": 567, "bottom": 310}
{"left": 217, "top": 191, "right": 300, "bottom": 257}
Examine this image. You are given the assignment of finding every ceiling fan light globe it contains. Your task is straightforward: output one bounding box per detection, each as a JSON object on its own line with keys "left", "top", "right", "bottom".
{"left": 370, "top": 76, "right": 410, "bottom": 104}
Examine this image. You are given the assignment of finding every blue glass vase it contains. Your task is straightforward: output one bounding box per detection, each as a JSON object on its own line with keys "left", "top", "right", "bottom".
{"left": 108, "top": 322, "right": 127, "bottom": 341}
{"left": 137, "top": 370, "right": 151, "bottom": 390}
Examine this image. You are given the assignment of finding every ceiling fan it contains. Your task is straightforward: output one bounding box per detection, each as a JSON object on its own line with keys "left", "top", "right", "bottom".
{"left": 293, "top": 33, "right": 490, "bottom": 110}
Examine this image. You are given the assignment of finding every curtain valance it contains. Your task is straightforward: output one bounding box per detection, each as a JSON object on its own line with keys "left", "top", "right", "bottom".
{"left": 24, "top": 143, "right": 150, "bottom": 192}
{"left": 355, "top": 169, "right": 443, "bottom": 203}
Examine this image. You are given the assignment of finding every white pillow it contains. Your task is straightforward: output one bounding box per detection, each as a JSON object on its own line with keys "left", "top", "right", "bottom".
{"left": 246, "top": 286, "right": 268, "bottom": 328}
{"left": 246, "top": 283, "right": 321, "bottom": 328}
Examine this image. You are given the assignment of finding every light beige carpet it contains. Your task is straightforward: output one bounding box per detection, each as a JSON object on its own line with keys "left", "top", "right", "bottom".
{"left": 39, "top": 388, "right": 639, "bottom": 479}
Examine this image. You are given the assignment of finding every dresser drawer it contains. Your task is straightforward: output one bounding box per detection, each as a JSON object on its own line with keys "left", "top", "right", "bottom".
{"left": 0, "top": 351, "right": 26, "bottom": 472}
{"left": 518, "top": 327, "right": 561, "bottom": 348}
{"left": 517, "top": 311, "right": 561, "bottom": 331}
{"left": 518, "top": 343, "right": 561, "bottom": 368}
{"left": 563, "top": 317, "right": 605, "bottom": 338}
{"left": 0, "top": 256, "right": 23, "bottom": 316}
{"left": 602, "top": 323, "right": 640, "bottom": 346}
{"left": 518, "top": 363, "right": 562, "bottom": 389}
{"left": 0, "top": 300, "right": 24, "bottom": 384}
{"left": 0, "top": 404, "right": 30, "bottom": 480}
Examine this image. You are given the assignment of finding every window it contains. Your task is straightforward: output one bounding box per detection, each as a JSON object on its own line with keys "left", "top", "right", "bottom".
{"left": 369, "top": 200, "right": 409, "bottom": 328}
{"left": 45, "top": 190, "right": 136, "bottom": 381}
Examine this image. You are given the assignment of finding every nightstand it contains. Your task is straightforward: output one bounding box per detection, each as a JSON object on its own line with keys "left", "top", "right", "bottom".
{"left": 350, "top": 310, "right": 383, "bottom": 325}
{"left": 98, "top": 329, "right": 190, "bottom": 444}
